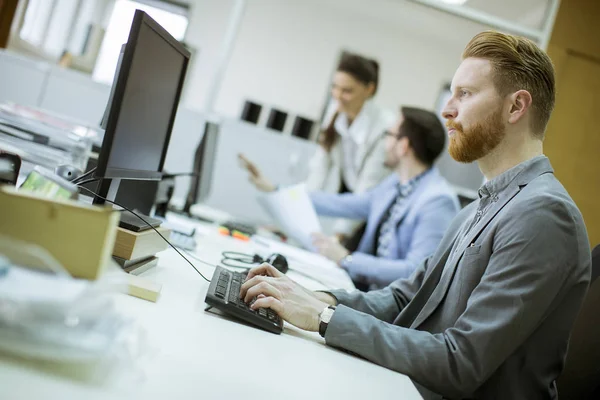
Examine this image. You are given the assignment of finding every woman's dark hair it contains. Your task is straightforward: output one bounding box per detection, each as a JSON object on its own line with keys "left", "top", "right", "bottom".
{"left": 337, "top": 53, "right": 380, "bottom": 95}
{"left": 399, "top": 106, "right": 446, "bottom": 167}
{"left": 319, "top": 53, "right": 380, "bottom": 152}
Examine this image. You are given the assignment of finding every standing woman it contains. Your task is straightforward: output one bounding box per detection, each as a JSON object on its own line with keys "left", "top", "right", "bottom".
{"left": 241, "top": 53, "right": 395, "bottom": 239}
{"left": 310, "top": 53, "right": 393, "bottom": 198}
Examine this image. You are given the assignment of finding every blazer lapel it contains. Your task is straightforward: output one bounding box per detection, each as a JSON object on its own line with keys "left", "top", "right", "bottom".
{"left": 374, "top": 183, "right": 402, "bottom": 224}
{"left": 374, "top": 171, "right": 428, "bottom": 230}
{"left": 410, "top": 184, "right": 521, "bottom": 329}
{"left": 355, "top": 130, "right": 382, "bottom": 173}
{"left": 392, "top": 169, "right": 438, "bottom": 225}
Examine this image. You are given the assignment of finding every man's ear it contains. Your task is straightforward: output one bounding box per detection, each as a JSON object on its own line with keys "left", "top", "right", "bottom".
{"left": 508, "top": 89, "right": 533, "bottom": 125}
{"left": 399, "top": 136, "right": 411, "bottom": 156}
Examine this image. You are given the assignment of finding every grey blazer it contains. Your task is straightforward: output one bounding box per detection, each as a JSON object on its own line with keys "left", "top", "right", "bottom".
{"left": 326, "top": 156, "right": 591, "bottom": 399}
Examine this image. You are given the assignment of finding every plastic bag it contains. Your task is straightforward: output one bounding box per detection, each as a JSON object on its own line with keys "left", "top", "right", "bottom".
{"left": 0, "top": 235, "right": 142, "bottom": 364}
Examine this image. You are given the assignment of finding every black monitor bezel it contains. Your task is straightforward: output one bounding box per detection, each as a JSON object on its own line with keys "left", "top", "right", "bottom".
{"left": 95, "top": 9, "right": 191, "bottom": 181}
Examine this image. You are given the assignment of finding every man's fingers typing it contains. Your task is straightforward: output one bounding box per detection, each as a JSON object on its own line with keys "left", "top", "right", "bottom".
{"left": 244, "top": 280, "right": 282, "bottom": 303}
{"left": 246, "top": 263, "right": 282, "bottom": 280}
{"left": 250, "top": 296, "right": 283, "bottom": 314}
{"left": 240, "top": 274, "right": 265, "bottom": 299}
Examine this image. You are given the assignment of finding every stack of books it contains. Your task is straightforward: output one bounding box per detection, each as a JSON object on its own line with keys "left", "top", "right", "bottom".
{"left": 112, "top": 226, "right": 171, "bottom": 275}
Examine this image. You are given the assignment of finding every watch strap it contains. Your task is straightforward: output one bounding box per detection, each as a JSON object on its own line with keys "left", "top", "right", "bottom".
{"left": 319, "top": 305, "right": 336, "bottom": 337}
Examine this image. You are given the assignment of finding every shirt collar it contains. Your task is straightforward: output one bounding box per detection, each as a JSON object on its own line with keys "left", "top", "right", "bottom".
{"left": 478, "top": 155, "right": 546, "bottom": 200}
{"left": 397, "top": 168, "right": 431, "bottom": 198}
{"left": 334, "top": 100, "right": 374, "bottom": 144}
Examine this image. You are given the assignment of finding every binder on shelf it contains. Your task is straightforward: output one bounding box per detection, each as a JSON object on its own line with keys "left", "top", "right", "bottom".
{"left": 291, "top": 116, "right": 314, "bottom": 140}
{"left": 266, "top": 108, "right": 288, "bottom": 132}
{"left": 240, "top": 100, "right": 262, "bottom": 124}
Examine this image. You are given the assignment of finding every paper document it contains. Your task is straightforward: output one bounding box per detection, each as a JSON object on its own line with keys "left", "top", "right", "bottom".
{"left": 258, "top": 183, "right": 321, "bottom": 250}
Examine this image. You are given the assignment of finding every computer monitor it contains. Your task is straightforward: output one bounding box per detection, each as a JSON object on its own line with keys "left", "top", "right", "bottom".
{"left": 182, "top": 120, "right": 220, "bottom": 214}
{"left": 94, "top": 9, "right": 190, "bottom": 204}
{"left": 99, "top": 44, "right": 126, "bottom": 130}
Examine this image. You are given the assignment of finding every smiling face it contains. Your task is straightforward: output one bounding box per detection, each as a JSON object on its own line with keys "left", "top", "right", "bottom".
{"left": 442, "top": 58, "right": 507, "bottom": 163}
{"left": 331, "top": 71, "right": 374, "bottom": 117}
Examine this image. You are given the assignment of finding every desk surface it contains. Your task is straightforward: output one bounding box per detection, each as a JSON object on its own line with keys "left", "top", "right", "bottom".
{"left": 0, "top": 215, "right": 422, "bottom": 400}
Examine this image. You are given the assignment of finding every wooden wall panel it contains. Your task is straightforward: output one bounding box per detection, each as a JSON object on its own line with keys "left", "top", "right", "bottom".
{"left": 550, "top": 0, "right": 600, "bottom": 60}
{"left": 0, "top": 0, "right": 18, "bottom": 49}
{"left": 545, "top": 2, "right": 600, "bottom": 247}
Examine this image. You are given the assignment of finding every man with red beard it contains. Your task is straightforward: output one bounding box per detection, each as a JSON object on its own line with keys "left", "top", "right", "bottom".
{"left": 239, "top": 31, "right": 591, "bottom": 399}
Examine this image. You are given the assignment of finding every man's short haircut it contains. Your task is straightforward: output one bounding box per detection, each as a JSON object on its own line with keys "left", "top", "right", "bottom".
{"left": 462, "top": 31, "right": 556, "bottom": 138}
{"left": 400, "top": 106, "right": 446, "bottom": 167}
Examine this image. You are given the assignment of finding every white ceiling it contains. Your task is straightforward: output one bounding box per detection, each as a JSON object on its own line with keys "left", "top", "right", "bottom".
{"left": 176, "top": 0, "right": 550, "bottom": 29}
{"left": 176, "top": 0, "right": 551, "bottom": 46}
{"left": 463, "top": 0, "right": 550, "bottom": 29}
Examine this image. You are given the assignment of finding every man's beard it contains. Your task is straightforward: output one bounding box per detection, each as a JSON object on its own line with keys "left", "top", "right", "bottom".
{"left": 447, "top": 108, "right": 505, "bottom": 163}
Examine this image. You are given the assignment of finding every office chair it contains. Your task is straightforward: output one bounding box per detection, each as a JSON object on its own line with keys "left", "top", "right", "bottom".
{"left": 557, "top": 244, "right": 600, "bottom": 399}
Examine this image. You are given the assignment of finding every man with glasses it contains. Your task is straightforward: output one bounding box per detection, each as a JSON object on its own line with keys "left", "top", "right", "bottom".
{"left": 242, "top": 106, "right": 459, "bottom": 289}
{"left": 310, "top": 106, "right": 459, "bottom": 289}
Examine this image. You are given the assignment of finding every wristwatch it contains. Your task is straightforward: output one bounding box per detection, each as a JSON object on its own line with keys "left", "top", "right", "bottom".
{"left": 319, "top": 305, "right": 336, "bottom": 337}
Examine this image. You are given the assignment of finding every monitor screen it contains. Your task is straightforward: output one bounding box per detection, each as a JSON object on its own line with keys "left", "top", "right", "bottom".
{"left": 96, "top": 10, "right": 190, "bottom": 181}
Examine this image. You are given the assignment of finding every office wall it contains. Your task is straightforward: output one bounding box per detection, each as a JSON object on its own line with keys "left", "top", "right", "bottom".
{"left": 182, "top": 0, "right": 236, "bottom": 112}
{"left": 182, "top": 0, "right": 490, "bottom": 122}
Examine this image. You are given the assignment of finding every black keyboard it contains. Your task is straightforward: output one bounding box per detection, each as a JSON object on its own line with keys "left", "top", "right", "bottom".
{"left": 205, "top": 266, "right": 283, "bottom": 334}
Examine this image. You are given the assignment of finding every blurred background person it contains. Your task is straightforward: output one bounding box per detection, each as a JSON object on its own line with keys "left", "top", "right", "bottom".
{"left": 241, "top": 107, "right": 459, "bottom": 290}
{"left": 239, "top": 52, "right": 395, "bottom": 242}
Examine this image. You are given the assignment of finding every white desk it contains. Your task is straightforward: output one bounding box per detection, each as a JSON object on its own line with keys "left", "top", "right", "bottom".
{"left": 0, "top": 215, "right": 422, "bottom": 400}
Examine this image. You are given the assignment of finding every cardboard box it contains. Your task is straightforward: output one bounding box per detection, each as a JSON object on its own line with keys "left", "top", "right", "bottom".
{"left": 0, "top": 186, "right": 119, "bottom": 280}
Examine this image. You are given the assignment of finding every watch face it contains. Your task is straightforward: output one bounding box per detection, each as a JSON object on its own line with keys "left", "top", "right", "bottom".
{"left": 321, "top": 307, "right": 335, "bottom": 324}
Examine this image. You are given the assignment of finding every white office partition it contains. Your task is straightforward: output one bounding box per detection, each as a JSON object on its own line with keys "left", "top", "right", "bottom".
{"left": 162, "top": 107, "right": 207, "bottom": 203}
{"left": 39, "top": 66, "right": 111, "bottom": 126}
{"left": 203, "top": 119, "right": 317, "bottom": 225}
{"left": 0, "top": 50, "right": 49, "bottom": 107}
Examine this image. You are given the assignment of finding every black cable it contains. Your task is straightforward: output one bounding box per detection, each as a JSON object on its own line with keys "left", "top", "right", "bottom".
{"left": 221, "top": 251, "right": 259, "bottom": 264}
{"left": 76, "top": 184, "right": 212, "bottom": 282}
{"left": 219, "top": 251, "right": 259, "bottom": 269}
{"left": 162, "top": 172, "right": 199, "bottom": 178}
{"left": 72, "top": 167, "right": 97, "bottom": 184}
{"left": 78, "top": 184, "right": 332, "bottom": 288}
{"left": 184, "top": 250, "right": 249, "bottom": 271}
{"left": 75, "top": 177, "right": 100, "bottom": 186}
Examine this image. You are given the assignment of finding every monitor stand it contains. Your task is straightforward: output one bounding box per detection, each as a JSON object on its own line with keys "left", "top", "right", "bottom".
{"left": 92, "top": 178, "right": 121, "bottom": 206}
{"left": 92, "top": 178, "right": 161, "bottom": 232}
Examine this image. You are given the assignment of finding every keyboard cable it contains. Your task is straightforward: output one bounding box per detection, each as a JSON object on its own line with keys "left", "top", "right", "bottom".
{"left": 77, "top": 184, "right": 212, "bottom": 282}
{"left": 77, "top": 182, "right": 333, "bottom": 289}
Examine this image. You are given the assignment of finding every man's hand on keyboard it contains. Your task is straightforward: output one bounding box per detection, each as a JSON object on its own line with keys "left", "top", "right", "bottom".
{"left": 240, "top": 263, "right": 327, "bottom": 332}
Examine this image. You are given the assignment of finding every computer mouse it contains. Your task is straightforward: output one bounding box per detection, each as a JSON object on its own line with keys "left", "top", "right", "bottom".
{"left": 264, "top": 253, "right": 288, "bottom": 274}
{"left": 55, "top": 165, "right": 83, "bottom": 182}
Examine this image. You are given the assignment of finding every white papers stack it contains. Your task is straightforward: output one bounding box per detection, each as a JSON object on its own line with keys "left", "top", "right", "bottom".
{"left": 257, "top": 183, "right": 321, "bottom": 250}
